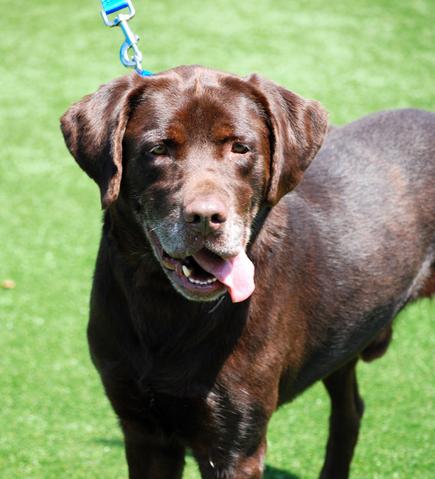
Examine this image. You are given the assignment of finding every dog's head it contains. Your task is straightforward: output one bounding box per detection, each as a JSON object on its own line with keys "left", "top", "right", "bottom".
{"left": 61, "top": 66, "right": 327, "bottom": 303}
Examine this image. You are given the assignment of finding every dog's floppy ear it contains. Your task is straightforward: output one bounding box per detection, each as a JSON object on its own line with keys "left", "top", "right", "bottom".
{"left": 60, "top": 75, "right": 142, "bottom": 208}
{"left": 248, "top": 75, "right": 328, "bottom": 206}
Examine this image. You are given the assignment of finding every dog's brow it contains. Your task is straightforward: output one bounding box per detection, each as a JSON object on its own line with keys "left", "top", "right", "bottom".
{"left": 212, "top": 124, "right": 235, "bottom": 139}
{"left": 166, "top": 123, "right": 187, "bottom": 144}
{"left": 139, "top": 130, "right": 170, "bottom": 145}
{"left": 211, "top": 121, "right": 256, "bottom": 144}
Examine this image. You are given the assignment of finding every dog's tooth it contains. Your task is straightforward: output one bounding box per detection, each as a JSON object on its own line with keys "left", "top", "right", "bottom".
{"left": 187, "top": 275, "right": 217, "bottom": 286}
{"left": 182, "top": 265, "right": 192, "bottom": 278}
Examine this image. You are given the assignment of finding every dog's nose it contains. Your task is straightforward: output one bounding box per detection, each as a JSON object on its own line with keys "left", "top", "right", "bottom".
{"left": 184, "top": 197, "right": 228, "bottom": 235}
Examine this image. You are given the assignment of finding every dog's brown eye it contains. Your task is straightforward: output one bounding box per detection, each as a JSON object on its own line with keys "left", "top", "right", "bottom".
{"left": 232, "top": 142, "right": 250, "bottom": 154}
{"left": 150, "top": 144, "right": 168, "bottom": 155}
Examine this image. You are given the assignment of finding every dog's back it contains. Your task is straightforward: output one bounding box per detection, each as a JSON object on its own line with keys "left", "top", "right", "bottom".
{"left": 259, "top": 109, "right": 435, "bottom": 392}
{"left": 300, "top": 110, "right": 435, "bottom": 300}
{"left": 303, "top": 108, "right": 435, "bottom": 302}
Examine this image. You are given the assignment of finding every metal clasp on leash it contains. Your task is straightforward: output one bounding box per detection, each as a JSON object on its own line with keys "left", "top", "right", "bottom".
{"left": 100, "top": 0, "right": 152, "bottom": 76}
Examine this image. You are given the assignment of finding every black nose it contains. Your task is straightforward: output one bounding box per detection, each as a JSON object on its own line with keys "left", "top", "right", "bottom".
{"left": 183, "top": 197, "right": 228, "bottom": 235}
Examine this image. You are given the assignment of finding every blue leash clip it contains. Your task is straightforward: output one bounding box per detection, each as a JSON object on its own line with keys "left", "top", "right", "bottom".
{"left": 100, "top": 0, "right": 153, "bottom": 77}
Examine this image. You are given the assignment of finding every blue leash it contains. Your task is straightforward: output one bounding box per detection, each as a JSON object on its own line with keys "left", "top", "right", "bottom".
{"left": 100, "top": 0, "right": 153, "bottom": 77}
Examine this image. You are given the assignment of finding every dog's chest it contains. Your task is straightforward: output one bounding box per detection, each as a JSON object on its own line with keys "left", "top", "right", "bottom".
{"left": 114, "top": 337, "right": 266, "bottom": 446}
{"left": 130, "top": 375, "right": 265, "bottom": 450}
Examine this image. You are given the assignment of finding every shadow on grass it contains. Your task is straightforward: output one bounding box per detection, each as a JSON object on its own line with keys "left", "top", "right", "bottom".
{"left": 95, "top": 437, "right": 124, "bottom": 447}
{"left": 94, "top": 438, "right": 299, "bottom": 478}
{"left": 264, "top": 465, "right": 300, "bottom": 479}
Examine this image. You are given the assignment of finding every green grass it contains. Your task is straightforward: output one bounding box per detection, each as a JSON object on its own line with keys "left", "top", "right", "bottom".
{"left": 0, "top": 0, "right": 434, "bottom": 478}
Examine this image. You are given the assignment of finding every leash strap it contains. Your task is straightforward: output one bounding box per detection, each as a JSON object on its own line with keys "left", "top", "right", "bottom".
{"left": 100, "top": 0, "right": 153, "bottom": 77}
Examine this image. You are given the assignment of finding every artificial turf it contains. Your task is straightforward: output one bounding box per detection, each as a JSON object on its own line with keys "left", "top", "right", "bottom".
{"left": 0, "top": 1, "right": 434, "bottom": 478}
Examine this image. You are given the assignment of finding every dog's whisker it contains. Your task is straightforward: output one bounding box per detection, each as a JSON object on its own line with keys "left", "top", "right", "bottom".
{"left": 208, "top": 295, "right": 225, "bottom": 314}
{"left": 147, "top": 225, "right": 163, "bottom": 234}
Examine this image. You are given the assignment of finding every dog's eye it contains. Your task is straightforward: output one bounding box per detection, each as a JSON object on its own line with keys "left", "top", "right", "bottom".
{"left": 232, "top": 142, "right": 250, "bottom": 154}
{"left": 149, "top": 144, "right": 168, "bottom": 156}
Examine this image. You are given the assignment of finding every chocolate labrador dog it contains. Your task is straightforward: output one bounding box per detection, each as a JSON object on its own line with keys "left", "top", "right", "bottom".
{"left": 61, "top": 65, "right": 435, "bottom": 479}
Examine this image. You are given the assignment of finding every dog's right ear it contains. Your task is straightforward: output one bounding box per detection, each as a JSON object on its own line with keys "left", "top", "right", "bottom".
{"left": 60, "top": 75, "right": 143, "bottom": 209}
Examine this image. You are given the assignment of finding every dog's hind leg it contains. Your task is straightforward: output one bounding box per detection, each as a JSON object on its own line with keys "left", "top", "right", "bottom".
{"left": 319, "top": 359, "right": 364, "bottom": 479}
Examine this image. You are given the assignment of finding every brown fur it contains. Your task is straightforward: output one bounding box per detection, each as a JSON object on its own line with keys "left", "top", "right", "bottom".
{"left": 61, "top": 66, "right": 435, "bottom": 479}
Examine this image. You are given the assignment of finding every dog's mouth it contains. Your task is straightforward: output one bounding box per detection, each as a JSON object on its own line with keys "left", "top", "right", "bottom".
{"left": 147, "top": 230, "right": 255, "bottom": 303}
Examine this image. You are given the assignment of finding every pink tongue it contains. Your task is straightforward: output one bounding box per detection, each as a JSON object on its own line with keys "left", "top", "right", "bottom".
{"left": 192, "top": 249, "right": 255, "bottom": 303}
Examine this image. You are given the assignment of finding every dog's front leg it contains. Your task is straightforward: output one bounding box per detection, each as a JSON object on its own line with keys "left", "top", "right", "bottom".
{"left": 194, "top": 439, "right": 267, "bottom": 479}
{"left": 121, "top": 419, "right": 185, "bottom": 479}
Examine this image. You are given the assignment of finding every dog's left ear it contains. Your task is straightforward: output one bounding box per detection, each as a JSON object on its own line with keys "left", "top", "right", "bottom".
{"left": 248, "top": 75, "right": 328, "bottom": 206}
{"left": 60, "top": 75, "right": 143, "bottom": 209}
